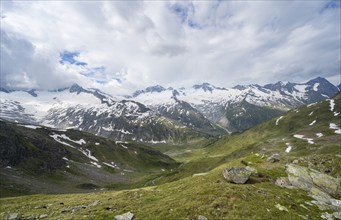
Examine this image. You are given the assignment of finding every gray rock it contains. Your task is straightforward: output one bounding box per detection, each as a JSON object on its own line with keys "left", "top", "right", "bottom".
{"left": 275, "top": 204, "right": 289, "bottom": 212}
{"left": 114, "top": 211, "right": 134, "bottom": 220}
{"left": 39, "top": 214, "right": 48, "bottom": 219}
{"left": 286, "top": 164, "right": 341, "bottom": 211}
{"left": 72, "top": 205, "right": 87, "bottom": 213}
{"left": 334, "top": 212, "right": 341, "bottom": 219}
{"left": 222, "top": 168, "right": 252, "bottom": 184}
{"left": 6, "top": 213, "right": 21, "bottom": 220}
{"left": 275, "top": 177, "right": 293, "bottom": 189}
{"left": 310, "top": 187, "right": 333, "bottom": 202}
{"left": 245, "top": 166, "right": 258, "bottom": 175}
{"left": 267, "top": 156, "right": 279, "bottom": 163}
{"left": 309, "top": 170, "right": 341, "bottom": 197}
{"left": 286, "top": 164, "right": 341, "bottom": 197}
{"left": 321, "top": 212, "right": 334, "bottom": 220}
{"left": 198, "top": 215, "right": 208, "bottom": 220}
{"left": 88, "top": 200, "right": 100, "bottom": 207}
{"left": 292, "top": 158, "right": 304, "bottom": 164}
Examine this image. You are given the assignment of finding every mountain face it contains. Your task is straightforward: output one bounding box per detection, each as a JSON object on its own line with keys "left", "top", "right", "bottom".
{"left": 131, "top": 77, "right": 339, "bottom": 133}
{"left": 0, "top": 85, "right": 207, "bottom": 144}
{"left": 0, "top": 77, "right": 339, "bottom": 142}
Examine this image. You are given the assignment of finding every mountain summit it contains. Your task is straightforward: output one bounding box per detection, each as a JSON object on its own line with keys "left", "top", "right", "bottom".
{"left": 132, "top": 85, "right": 167, "bottom": 97}
{"left": 1, "top": 77, "right": 339, "bottom": 142}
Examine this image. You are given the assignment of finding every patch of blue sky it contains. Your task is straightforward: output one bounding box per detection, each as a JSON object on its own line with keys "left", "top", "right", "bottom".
{"left": 59, "top": 50, "right": 87, "bottom": 66}
{"left": 170, "top": 3, "right": 203, "bottom": 29}
{"left": 80, "top": 66, "right": 105, "bottom": 77}
{"left": 320, "top": 0, "right": 341, "bottom": 13}
{"left": 95, "top": 79, "right": 107, "bottom": 84}
{"left": 188, "top": 20, "right": 202, "bottom": 29}
{"left": 113, "top": 76, "right": 123, "bottom": 84}
{"left": 170, "top": 3, "right": 189, "bottom": 23}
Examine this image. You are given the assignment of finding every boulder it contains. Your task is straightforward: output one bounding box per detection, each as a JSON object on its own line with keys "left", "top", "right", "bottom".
{"left": 39, "top": 214, "right": 48, "bottom": 219}
{"left": 286, "top": 163, "right": 341, "bottom": 212}
{"left": 71, "top": 205, "right": 87, "bottom": 213}
{"left": 286, "top": 164, "right": 341, "bottom": 198}
{"left": 197, "top": 215, "right": 208, "bottom": 220}
{"left": 245, "top": 166, "right": 258, "bottom": 175}
{"left": 333, "top": 212, "right": 341, "bottom": 219}
{"left": 6, "top": 213, "right": 21, "bottom": 220}
{"left": 275, "top": 204, "right": 289, "bottom": 212}
{"left": 321, "top": 212, "right": 334, "bottom": 220}
{"left": 267, "top": 156, "right": 280, "bottom": 163}
{"left": 222, "top": 168, "right": 252, "bottom": 184}
{"left": 114, "top": 211, "right": 134, "bottom": 220}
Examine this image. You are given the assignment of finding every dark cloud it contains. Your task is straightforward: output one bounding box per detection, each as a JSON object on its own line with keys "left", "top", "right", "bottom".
{"left": 0, "top": 31, "right": 74, "bottom": 89}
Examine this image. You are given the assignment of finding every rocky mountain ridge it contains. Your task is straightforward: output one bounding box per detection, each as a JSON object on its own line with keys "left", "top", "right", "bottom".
{"left": 0, "top": 77, "right": 339, "bottom": 142}
{"left": 131, "top": 77, "right": 339, "bottom": 132}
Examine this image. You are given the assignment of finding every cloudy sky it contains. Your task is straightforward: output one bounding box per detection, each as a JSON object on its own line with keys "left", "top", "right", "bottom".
{"left": 1, "top": 1, "right": 340, "bottom": 95}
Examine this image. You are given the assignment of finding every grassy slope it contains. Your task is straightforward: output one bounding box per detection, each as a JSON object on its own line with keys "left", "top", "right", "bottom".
{"left": 0, "top": 123, "right": 179, "bottom": 197}
{"left": 0, "top": 94, "right": 340, "bottom": 219}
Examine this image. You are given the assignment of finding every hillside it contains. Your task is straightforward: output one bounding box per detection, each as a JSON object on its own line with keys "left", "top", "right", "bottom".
{"left": 0, "top": 121, "right": 178, "bottom": 197}
{"left": 0, "top": 94, "right": 339, "bottom": 219}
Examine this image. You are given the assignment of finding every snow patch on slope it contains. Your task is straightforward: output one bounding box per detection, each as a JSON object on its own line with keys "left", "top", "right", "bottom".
{"left": 285, "top": 143, "right": 292, "bottom": 153}
{"left": 329, "top": 99, "right": 335, "bottom": 112}
{"left": 90, "top": 161, "right": 101, "bottom": 168}
{"left": 293, "top": 134, "right": 314, "bottom": 144}
{"left": 50, "top": 133, "right": 98, "bottom": 161}
{"left": 18, "top": 124, "right": 41, "bottom": 129}
{"left": 276, "top": 116, "right": 284, "bottom": 126}
{"left": 313, "top": 83, "right": 319, "bottom": 91}
{"left": 309, "top": 120, "right": 316, "bottom": 126}
{"left": 329, "top": 123, "right": 341, "bottom": 134}
{"left": 316, "top": 133, "right": 324, "bottom": 138}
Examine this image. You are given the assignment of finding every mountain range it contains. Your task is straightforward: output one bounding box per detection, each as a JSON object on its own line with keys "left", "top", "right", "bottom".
{"left": 0, "top": 77, "right": 339, "bottom": 143}
{"left": 1, "top": 84, "right": 340, "bottom": 219}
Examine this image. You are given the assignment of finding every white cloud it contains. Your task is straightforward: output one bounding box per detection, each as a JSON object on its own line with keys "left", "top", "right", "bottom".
{"left": 1, "top": 1, "right": 340, "bottom": 95}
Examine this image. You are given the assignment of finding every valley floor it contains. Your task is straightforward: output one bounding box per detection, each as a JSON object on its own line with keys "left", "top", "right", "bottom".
{"left": 0, "top": 160, "right": 324, "bottom": 220}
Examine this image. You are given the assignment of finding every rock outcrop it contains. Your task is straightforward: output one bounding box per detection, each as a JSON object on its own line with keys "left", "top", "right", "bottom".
{"left": 285, "top": 163, "right": 341, "bottom": 211}
{"left": 5, "top": 213, "right": 21, "bottom": 220}
{"left": 222, "top": 168, "right": 252, "bottom": 184}
{"left": 286, "top": 164, "right": 341, "bottom": 198}
{"left": 114, "top": 211, "right": 134, "bottom": 220}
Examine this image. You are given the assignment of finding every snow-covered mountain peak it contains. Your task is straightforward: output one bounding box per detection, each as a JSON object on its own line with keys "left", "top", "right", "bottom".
{"left": 303, "top": 77, "right": 339, "bottom": 100}
{"left": 1, "top": 76, "right": 339, "bottom": 143}
{"left": 69, "top": 83, "right": 87, "bottom": 94}
{"left": 132, "top": 85, "right": 167, "bottom": 97}
{"left": 192, "top": 83, "right": 217, "bottom": 92}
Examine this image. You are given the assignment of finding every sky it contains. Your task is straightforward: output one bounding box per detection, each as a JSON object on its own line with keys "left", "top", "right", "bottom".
{"left": 1, "top": 1, "right": 340, "bottom": 95}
